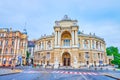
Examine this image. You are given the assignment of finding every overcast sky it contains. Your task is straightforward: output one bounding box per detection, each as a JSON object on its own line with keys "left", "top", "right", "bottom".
{"left": 0, "top": 0, "right": 120, "bottom": 49}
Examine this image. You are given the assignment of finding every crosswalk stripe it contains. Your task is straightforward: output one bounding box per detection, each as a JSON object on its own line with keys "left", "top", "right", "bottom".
{"left": 78, "top": 72, "right": 82, "bottom": 74}
{"left": 52, "top": 71, "right": 98, "bottom": 75}
{"left": 87, "top": 72, "right": 92, "bottom": 75}
{"left": 91, "top": 72, "right": 98, "bottom": 75}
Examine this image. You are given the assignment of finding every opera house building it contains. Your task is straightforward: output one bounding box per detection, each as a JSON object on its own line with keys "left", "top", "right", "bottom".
{"left": 34, "top": 15, "right": 108, "bottom": 68}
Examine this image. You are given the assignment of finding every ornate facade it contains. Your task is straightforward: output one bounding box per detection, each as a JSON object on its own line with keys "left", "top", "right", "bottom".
{"left": 34, "top": 15, "right": 108, "bottom": 68}
{"left": 0, "top": 28, "right": 28, "bottom": 66}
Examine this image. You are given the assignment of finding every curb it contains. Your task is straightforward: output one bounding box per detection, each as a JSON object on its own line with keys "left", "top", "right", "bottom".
{"left": 0, "top": 70, "right": 22, "bottom": 76}
{"left": 103, "top": 73, "right": 120, "bottom": 80}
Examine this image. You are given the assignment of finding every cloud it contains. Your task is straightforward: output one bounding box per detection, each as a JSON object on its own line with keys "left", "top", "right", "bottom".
{"left": 0, "top": 0, "right": 120, "bottom": 49}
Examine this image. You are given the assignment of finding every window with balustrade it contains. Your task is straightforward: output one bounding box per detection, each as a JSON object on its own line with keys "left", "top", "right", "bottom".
{"left": 64, "top": 39, "right": 70, "bottom": 47}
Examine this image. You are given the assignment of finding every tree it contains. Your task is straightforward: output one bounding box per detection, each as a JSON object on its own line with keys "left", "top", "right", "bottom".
{"left": 106, "top": 46, "right": 120, "bottom": 68}
{"left": 26, "top": 51, "right": 30, "bottom": 59}
{"left": 26, "top": 51, "right": 30, "bottom": 65}
{"left": 106, "top": 46, "right": 119, "bottom": 56}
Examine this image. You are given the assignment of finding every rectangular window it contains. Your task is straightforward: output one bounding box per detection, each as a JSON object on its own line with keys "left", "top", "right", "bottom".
{"left": 64, "top": 39, "right": 70, "bottom": 46}
{"left": 78, "top": 43, "right": 80, "bottom": 48}
{"left": 98, "top": 53, "right": 100, "bottom": 59}
{"left": 85, "top": 52, "right": 89, "bottom": 59}
{"left": 46, "top": 52, "right": 50, "bottom": 59}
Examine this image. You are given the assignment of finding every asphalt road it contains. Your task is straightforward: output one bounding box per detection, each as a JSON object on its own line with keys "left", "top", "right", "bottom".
{"left": 0, "top": 67, "right": 117, "bottom": 80}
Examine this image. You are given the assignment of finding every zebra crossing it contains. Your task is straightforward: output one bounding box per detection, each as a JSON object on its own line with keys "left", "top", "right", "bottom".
{"left": 22, "top": 70, "right": 99, "bottom": 76}
{"left": 52, "top": 71, "right": 99, "bottom": 75}
{"left": 23, "top": 71, "right": 40, "bottom": 73}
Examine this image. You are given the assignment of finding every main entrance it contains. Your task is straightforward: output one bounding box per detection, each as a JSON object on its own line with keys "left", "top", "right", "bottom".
{"left": 62, "top": 52, "right": 71, "bottom": 66}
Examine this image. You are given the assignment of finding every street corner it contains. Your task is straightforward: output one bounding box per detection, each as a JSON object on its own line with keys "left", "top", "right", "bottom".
{"left": 102, "top": 73, "right": 120, "bottom": 80}
{"left": 0, "top": 69, "right": 22, "bottom": 76}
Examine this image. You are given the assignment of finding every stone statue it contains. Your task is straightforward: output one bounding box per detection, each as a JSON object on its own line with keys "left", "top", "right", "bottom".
{"left": 74, "top": 56, "right": 77, "bottom": 64}
{"left": 54, "top": 57, "right": 59, "bottom": 69}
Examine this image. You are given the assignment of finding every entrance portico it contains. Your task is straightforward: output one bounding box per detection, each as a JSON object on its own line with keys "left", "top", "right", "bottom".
{"left": 62, "top": 52, "right": 71, "bottom": 66}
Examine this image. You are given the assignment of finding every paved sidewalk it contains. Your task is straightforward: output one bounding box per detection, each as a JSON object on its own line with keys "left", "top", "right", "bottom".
{"left": 0, "top": 68, "right": 22, "bottom": 76}
{"left": 103, "top": 73, "right": 120, "bottom": 80}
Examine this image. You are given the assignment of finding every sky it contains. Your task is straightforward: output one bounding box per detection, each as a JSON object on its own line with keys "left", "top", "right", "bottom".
{"left": 0, "top": 0, "right": 120, "bottom": 50}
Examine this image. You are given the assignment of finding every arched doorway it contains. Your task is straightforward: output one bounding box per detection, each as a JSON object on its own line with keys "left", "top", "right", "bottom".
{"left": 62, "top": 52, "right": 71, "bottom": 66}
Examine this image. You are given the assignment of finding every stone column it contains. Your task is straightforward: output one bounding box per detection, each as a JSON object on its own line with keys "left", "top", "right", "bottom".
{"left": 41, "top": 42, "right": 42, "bottom": 50}
{"left": 72, "top": 30, "right": 74, "bottom": 46}
{"left": 75, "top": 30, "right": 78, "bottom": 46}
{"left": 55, "top": 31, "right": 57, "bottom": 46}
{"left": 58, "top": 31, "right": 60, "bottom": 46}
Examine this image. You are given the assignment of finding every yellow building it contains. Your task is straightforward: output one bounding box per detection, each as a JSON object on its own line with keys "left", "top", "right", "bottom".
{"left": 34, "top": 15, "right": 108, "bottom": 68}
{"left": 0, "top": 28, "right": 28, "bottom": 66}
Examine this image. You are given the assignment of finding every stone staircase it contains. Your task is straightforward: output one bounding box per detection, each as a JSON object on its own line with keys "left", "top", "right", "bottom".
{"left": 59, "top": 66, "right": 73, "bottom": 69}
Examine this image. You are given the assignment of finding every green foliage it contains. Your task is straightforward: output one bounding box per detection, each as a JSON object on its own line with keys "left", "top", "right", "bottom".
{"left": 26, "top": 51, "right": 30, "bottom": 59}
{"left": 107, "top": 46, "right": 120, "bottom": 67}
{"left": 106, "top": 46, "right": 119, "bottom": 56}
{"left": 111, "top": 59, "right": 120, "bottom": 68}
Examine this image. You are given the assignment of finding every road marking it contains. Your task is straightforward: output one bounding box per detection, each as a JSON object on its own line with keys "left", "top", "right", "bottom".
{"left": 52, "top": 71, "right": 99, "bottom": 76}
{"left": 80, "top": 72, "right": 88, "bottom": 80}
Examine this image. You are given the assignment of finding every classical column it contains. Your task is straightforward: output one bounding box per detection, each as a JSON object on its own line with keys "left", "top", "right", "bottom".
{"left": 55, "top": 31, "right": 57, "bottom": 46}
{"left": 94, "top": 40, "right": 96, "bottom": 49}
{"left": 90, "top": 40, "right": 92, "bottom": 49}
{"left": 58, "top": 31, "right": 60, "bottom": 46}
{"left": 75, "top": 30, "right": 78, "bottom": 46}
{"left": 41, "top": 42, "right": 42, "bottom": 50}
{"left": 72, "top": 30, "right": 74, "bottom": 46}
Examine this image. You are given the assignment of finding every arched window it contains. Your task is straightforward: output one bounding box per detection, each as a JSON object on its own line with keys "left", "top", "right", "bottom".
{"left": 96, "top": 42, "right": 98, "bottom": 49}
{"left": 47, "top": 41, "right": 51, "bottom": 49}
{"left": 3, "top": 58, "right": 6, "bottom": 64}
{"left": 12, "top": 41, "right": 14, "bottom": 46}
{"left": 61, "top": 31, "right": 71, "bottom": 47}
{"left": 39, "top": 42, "right": 41, "bottom": 49}
{"left": 46, "top": 52, "right": 50, "bottom": 60}
{"left": 42, "top": 42, "right": 44, "bottom": 50}
{"left": 11, "top": 48, "right": 14, "bottom": 54}
{"left": 98, "top": 53, "right": 100, "bottom": 59}
{"left": 78, "top": 43, "right": 80, "bottom": 48}
{"left": 92, "top": 40, "right": 95, "bottom": 49}
{"left": 6, "top": 40, "right": 8, "bottom": 45}
{"left": 84, "top": 40, "right": 88, "bottom": 49}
